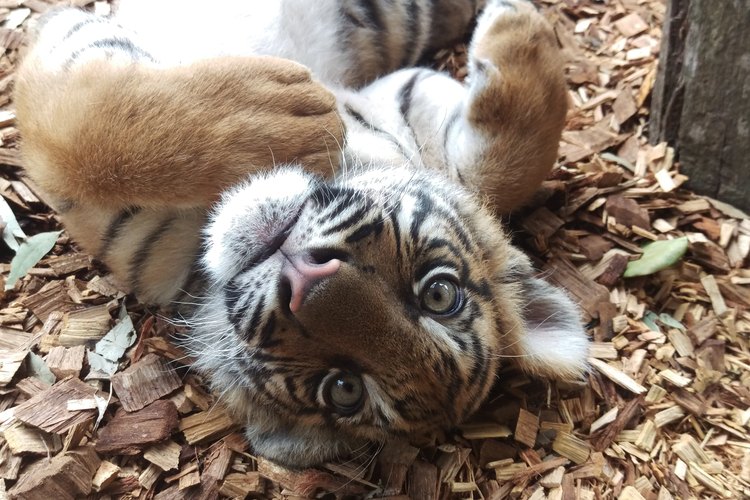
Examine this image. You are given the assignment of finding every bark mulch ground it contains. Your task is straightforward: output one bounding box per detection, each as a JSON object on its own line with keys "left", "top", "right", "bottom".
{"left": 0, "top": 0, "right": 748, "bottom": 498}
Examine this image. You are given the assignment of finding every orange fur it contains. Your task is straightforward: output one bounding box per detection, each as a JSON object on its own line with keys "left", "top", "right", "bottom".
{"left": 15, "top": 55, "right": 344, "bottom": 210}
{"left": 468, "top": 3, "right": 567, "bottom": 215}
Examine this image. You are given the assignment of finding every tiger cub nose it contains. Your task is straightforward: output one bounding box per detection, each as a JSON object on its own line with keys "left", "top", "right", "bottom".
{"left": 280, "top": 251, "right": 341, "bottom": 313}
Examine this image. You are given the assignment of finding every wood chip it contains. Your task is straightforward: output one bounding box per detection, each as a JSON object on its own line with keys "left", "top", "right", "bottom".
{"left": 606, "top": 195, "right": 650, "bottom": 230}
{"left": 44, "top": 345, "right": 85, "bottom": 379}
{"left": 540, "top": 466, "right": 565, "bottom": 489}
{"left": 515, "top": 408, "right": 539, "bottom": 448}
{"left": 0, "top": 350, "right": 26, "bottom": 386}
{"left": 700, "top": 274, "right": 728, "bottom": 317}
{"left": 110, "top": 353, "right": 181, "bottom": 412}
{"left": 179, "top": 407, "right": 237, "bottom": 445}
{"left": 14, "top": 377, "right": 102, "bottom": 433}
{"left": 139, "top": 463, "right": 162, "bottom": 489}
{"left": 689, "top": 462, "right": 731, "bottom": 498}
{"left": 460, "top": 423, "right": 513, "bottom": 440}
{"left": 7, "top": 446, "right": 100, "bottom": 499}
{"left": 615, "top": 13, "right": 649, "bottom": 37}
{"left": 58, "top": 305, "right": 111, "bottom": 347}
{"left": 219, "top": 472, "right": 265, "bottom": 498}
{"left": 588, "top": 358, "right": 647, "bottom": 394}
{"left": 91, "top": 460, "right": 120, "bottom": 492}
{"left": 95, "top": 400, "right": 178, "bottom": 455}
{"left": 659, "top": 369, "right": 692, "bottom": 388}
{"left": 619, "top": 485, "right": 646, "bottom": 500}
{"left": 143, "top": 439, "right": 181, "bottom": 471}
{"left": 4, "top": 422, "right": 62, "bottom": 456}
{"left": 654, "top": 405, "right": 685, "bottom": 428}
{"left": 552, "top": 432, "right": 591, "bottom": 465}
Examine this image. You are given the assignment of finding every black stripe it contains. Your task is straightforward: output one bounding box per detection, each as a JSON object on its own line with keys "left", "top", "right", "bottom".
{"left": 343, "top": 104, "right": 412, "bottom": 160}
{"left": 345, "top": 219, "right": 384, "bottom": 243}
{"left": 321, "top": 203, "right": 371, "bottom": 236}
{"left": 400, "top": 0, "right": 422, "bottom": 67}
{"left": 344, "top": 104, "right": 388, "bottom": 135}
{"left": 129, "top": 215, "right": 174, "bottom": 296}
{"left": 257, "top": 312, "right": 280, "bottom": 349}
{"left": 415, "top": 259, "right": 459, "bottom": 283}
{"left": 244, "top": 294, "right": 266, "bottom": 342}
{"left": 443, "top": 107, "right": 461, "bottom": 149}
{"left": 358, "top": 0, "right": 385, "bottom": 30}
{"left": 224, "top": 280, "right": 246, "bottom": 328}
{"left": 357, "top": 0, "right": 389, "bottom": 68}
{"left": 409, "top": 191, "right": 434, "bottom": 241}
{"left": 398, "top": 71, "right": 421, "bottom": 126}
{"left": 425, "top": 238, "right": 462, "bottom": 255}
{"left": 342, "top": 7, "right": 367, "bottom": 29}
{"left": 100, "top": 207, "right": 141, "bottom": 258}
{"left": 283, "top": 376, "right": 308, "bottom": 407}
{"left": 465, "top": 278, "right": 492, "bottom": 299}
{"left": 66, "top": 37, "right": 154, "bottom": 67}
{"left": 387, "top": 203, "right": 403, "bottom": 257}
{"left": 63, "top": 19, "right": 98, "bottom": 40}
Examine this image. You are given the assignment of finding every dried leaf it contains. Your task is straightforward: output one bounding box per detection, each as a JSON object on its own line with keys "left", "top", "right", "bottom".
{"left": 5, "top": 231, "right": 61, "bottom": 290}
{"left": 88, "top": 306, "right": 137, "bottom": 376}
{"left": 0, "top": 197, "right": 25, "bottom": 252}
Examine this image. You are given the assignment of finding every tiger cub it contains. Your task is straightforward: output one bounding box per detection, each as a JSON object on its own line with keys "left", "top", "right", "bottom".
{"left": 15, "top": 0, "right": 589, "bottom": 467}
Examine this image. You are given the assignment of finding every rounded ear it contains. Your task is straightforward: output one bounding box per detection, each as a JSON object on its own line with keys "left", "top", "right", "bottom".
{"left": 504, "top": 249, "right": 590, "bottom": 380}
{"left": 515, "top": 275, "right": 590, "bottom": 379}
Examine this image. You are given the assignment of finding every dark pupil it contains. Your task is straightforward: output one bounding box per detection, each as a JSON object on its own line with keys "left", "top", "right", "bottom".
{"left": 331, "top": 375, "right": 362, "bottom": 408}
{"left": 425, "top": 280, "right": 455, "bottom": 312}
{"left": 336, "top": 379, "right": 354, "bottom": 395}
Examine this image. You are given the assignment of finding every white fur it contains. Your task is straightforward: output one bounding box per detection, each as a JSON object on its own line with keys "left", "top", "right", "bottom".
{"left": 203, "top": 167, "right": 316, "bottom": 285}
{"left": 116, "top": 0, "right": 355, "bottom": 84}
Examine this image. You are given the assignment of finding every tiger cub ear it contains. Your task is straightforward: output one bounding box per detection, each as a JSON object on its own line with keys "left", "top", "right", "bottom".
{"left": 513, "top": 275, "right": 590, "bottom": 380}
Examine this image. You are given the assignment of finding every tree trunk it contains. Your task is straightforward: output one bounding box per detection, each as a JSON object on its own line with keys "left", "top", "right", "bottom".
{"left": 650, "top": 0, "right": 750, "bottom": 212}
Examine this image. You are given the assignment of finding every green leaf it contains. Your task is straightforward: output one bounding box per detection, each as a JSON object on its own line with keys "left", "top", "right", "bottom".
{"left": 623, "top": 237, "right": 689, "bottom": 278}
{"left": 0, "top": 197, "right": 26, "bottom": 252}
{"left": 658, "top": 313, "right": 686, "bottom": 331}
{"left": 4, "top": 231, "right": 61, "bottom": 290}
{"left": 600, "top": 152, "right": 635, "bottom": 173}
{"left": 642, "top": 311, "right": 661, "bottom": 333}
{"left": 28, "top": 352, "right": 56, "bottom": 385}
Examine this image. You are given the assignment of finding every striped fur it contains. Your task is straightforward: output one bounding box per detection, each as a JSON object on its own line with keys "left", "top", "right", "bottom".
{"left": 15, "top": 0, "right": 589, "bottom": 467}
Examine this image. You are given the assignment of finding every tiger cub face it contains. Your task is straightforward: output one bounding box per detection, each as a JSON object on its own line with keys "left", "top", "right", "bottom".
{"left": 192, "top": 166, "right": 588, "bottom": 467}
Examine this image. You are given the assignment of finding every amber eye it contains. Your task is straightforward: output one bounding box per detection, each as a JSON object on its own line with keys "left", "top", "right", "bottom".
{"left": 323, "top": 372, "right": 365, "bottom": 415}
{"left": 420, "top": 277, "right": 463, "bottom": 315}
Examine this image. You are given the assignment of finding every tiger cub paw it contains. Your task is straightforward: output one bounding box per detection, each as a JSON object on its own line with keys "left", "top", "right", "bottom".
{"left": 467, "top": 0, "right": 567, "bottom": 132}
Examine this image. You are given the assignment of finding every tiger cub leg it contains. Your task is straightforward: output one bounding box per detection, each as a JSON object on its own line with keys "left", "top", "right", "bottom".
{"left": 16, "top": 9, "right": 344, "bottom": 305}
{"left": 346, "top": 0, "right": 566, "bottom": 214}
{"left": 456, "top": 0, "right": 568, "bottom": 214}
{"left": 16, "top": 9, "right": 344, "bottom": 212}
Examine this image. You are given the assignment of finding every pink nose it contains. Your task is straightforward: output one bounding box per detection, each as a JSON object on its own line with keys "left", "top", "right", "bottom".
{"left": 280, "top": 253, "right": 341, "bottom": 313}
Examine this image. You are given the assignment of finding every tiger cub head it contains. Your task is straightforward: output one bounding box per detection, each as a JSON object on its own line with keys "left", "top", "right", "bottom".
{"left": 191, "top": 166, "right": 589, "bottom": 468}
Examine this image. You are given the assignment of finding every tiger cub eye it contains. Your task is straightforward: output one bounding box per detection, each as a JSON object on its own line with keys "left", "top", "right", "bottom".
{"left": 421, "top": 278, "right": 462, "bottom": 315}
{"left": 324, "top": 372, "right": 365, "bottom": 415}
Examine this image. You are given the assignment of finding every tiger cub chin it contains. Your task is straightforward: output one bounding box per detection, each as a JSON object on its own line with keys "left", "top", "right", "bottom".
{"left": 15, "top": 0, "right": 590, "bottom": 467}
